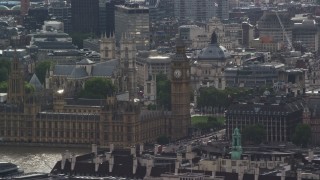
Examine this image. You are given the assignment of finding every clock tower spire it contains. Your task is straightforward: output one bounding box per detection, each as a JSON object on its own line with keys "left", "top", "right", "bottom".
{"left": 170, "top": 38, "right": 191, "bottom": 140}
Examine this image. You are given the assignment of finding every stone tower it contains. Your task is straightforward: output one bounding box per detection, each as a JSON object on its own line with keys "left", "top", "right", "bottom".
{"left": 170, "top": 38, "right": 191, "bottom": 140}
{"left": 7, "top": 53, "right": 25, "bottom": 105}
{"left": 119, "top": 33, "right": 137, "bottom": 99}
{"left": 100, "top": 32, "right": 116, "bottom": 60}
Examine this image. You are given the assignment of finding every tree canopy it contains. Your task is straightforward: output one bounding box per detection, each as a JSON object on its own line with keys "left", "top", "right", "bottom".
{"left": 156, "top": 135, "right": 170, "bottom": 145}
{"left": 35, "top": 61, "right": 52, "bottom": 84}
{"left": 0, "top": 81, "right": 7, "bottom": 93}
{"left": 293, "top": 124, "right": 311, "bottom": 147}
{"left": 70, "top": 33, "right": 92, "bottom": 49}
{"left": 79, "top": 77, "right": 115, "bottom": 99}
{"left": 242, "top": 124, "right": 266, "bottom": 145}
{"left": 0, "top": 58, "right": 11, "bottom": 82}
{"left": 24, "top": 82, "right": 35, "bottom": 94}
{"left": 197, "top": 87, "right": 249, "bottom": 109}
{"left": 156, "top": 73, "right": 171, "bottom": 110}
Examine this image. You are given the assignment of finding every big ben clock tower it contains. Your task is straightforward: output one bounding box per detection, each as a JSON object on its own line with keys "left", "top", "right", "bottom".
{"left": 170, "top": 38, "right": 191, "bottom": 140}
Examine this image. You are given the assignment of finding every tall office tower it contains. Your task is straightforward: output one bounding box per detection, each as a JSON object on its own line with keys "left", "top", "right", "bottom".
{"left": 105, "top": 0, "right": 126, "bottom": 37}
{"left": 49, "top": 1, "right": 72, "bottom": 33}
{"left": 216, "top": 0, "right": 229, "bottom": 20}
{"left": 174, "top": 0, "right": 228, "bottom": 22}
{"left": 99, "top": 0, "right": 107, "bottom": 35}
{"left": 115, "top": 3, "right": 150, "bottom": 50}
{"left": 147, "top": 0, "right": 174, "bottom": 22}
{"left": 71, "top": 0, "right": 99, "bottom": 36}
{"left": 20, "top": 0, "right": 30, "bottom": 16}
{"left": 258, "top": 11, "right": 293, "bottom": 46}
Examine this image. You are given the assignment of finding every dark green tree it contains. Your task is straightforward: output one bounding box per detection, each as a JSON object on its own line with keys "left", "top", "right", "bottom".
{"left": 0, "top": 81, "right": 7, "bottom": 93}
{"left": 156, "top": 73, "right": 171, "bottom": 110}
{"left": 242, "top": 124, "right": 266, "bottom": 145}
{"left": 35, "top": 61, "right": 52, "bottom": 84}
{"left": 24, "top": 82, "right": 35, "bottom": 94}
{"left": 207, "top": 116, "right": 223, "bottom": 130}
{"left": 293, "top": 124, "right": 311, "bottom": 147}
{"left": 0, "top": 58, "right": 11, "bottom": 82}
{"left": 156, "top": 135, "right": 170, "bottom": 145}
{"left": 70, "top": 33, "right": 92, "bottom": 49}
{"left": 79, "top": 77, "right": 115, "bottom": 99}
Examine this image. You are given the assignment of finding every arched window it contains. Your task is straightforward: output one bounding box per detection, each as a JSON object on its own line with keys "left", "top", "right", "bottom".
{"left": 125, "top": 47, "right": 129, "bottom": 59}
{"left": 105, "top": 47, "right": 109, "bottom": 58}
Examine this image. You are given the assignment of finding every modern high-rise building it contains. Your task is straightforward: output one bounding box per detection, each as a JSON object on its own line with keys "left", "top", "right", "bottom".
{"left": 115, "top": 3, "right": 150, "bottom": 50}
{"left": 99, "top": 0, "right": 126, "bottom": 36}
{"left": 71, "top": 0, "right": 99, "bottom": 36}
{"left": 147, "top": 0, "right": 174, "bottom": 22}
{"left": 257, "top": 11, "right": 293, "bottom": 46}
{"left": 20, "top": 0, "right": 30, "bottom": 16}
{"left": 49, "top": 1, "right": 72, "bottom": 33}
{"left": 173, "top": 0, "right": 229, "bottom": 22}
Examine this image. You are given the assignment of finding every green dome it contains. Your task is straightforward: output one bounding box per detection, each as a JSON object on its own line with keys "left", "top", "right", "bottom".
{"left": 0, "top": 5, "right": 10, "bottom": 11}
{"left": 11, "top": 5, "right": 21, "bottom": 11}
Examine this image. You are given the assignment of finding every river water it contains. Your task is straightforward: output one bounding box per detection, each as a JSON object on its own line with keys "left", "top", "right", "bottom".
{"left": 0, "top": 146, "right": 90, "bottom": 173}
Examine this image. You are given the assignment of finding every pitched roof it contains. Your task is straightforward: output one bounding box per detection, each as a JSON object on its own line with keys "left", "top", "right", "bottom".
{"left": 54, "top": 65, "right": 76, "bottom": 76}
{"left": 91, "top": 59, "right": 119, "bottom": 77}
{"left": 77, "top": 58, "right": 95, "bottom": 65}
{"left": 29, "top": 73, "right": 43, "bottom": 91}
{"left": 68, "top": 67, "right": 88, "bottom": 79}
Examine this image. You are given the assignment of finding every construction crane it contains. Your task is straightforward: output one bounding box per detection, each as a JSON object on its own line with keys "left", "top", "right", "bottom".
{"left": 275, "top": 10, "right": 294, "bottom": 51}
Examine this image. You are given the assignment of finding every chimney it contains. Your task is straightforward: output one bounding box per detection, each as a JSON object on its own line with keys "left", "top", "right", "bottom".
{"left": 297, "top": 169, "right": 302, "bottom": 180}
{"left": 94, "top": 156, "right": 101, "bottom": 172}
{"left": 281, "top": 168, "right": 285, "bottom": 180}
{"left": 254, "top": 164, "right": 259, "bottom": 180}
{"left": 140, "top": 144, "right": 144, "bottom": 154}
{"left": 154, "top": 144, "right": 158, "bottom": 155}
{"left": 109, "top": 144, "right": 114, "bottom": 153}
{"left": 175, "top": 160, "right": 180, "bottom": 175}
{"left": 71, "top": 154, "right": 76, "bottom": 171}
{"left": 109, "top": 155, "right": 114, "bottom": 172}
{"left": 177, "top": 153, "right": 182, "bottom": 162}
{"left": 133, "top": 157, "right": 138, "bottom": 174}
{"left": 308, "top": 149, "right": 314, "bottom": 163}
{"left": 92, "top": 144, "right": 98, "bottom": 156}
{"left": 146, "top": 157, "right": 154, "bottom": 177}
{"left": 61, "top": 152, "right": 66, "bottom": 170}
{"left": 131, "top": 146, "right": 136, "bottom": 156}
{"left": 61, "top": 150, "right": 71, "bottom": 170}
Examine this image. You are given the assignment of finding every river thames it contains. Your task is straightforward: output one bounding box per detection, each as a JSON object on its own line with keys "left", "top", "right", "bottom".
{"left": 0, "top": 146, "right": 90, "bottom": 173}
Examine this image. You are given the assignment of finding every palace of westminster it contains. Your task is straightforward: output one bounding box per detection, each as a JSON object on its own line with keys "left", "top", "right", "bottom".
{"left": 0, "top": 35, "right": 191, "bottom": 147}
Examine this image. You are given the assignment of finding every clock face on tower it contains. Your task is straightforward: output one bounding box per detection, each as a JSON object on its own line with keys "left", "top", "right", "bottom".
{"left": 174, "top": 69, "right": 182, "bottom": 78}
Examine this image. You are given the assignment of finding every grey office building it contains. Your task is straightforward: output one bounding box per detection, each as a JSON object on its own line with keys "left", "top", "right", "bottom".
{"left": 115, "top": 3, "right": 150, "bottom": 50}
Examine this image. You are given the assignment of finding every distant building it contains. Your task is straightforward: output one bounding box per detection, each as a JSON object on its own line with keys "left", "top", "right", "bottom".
{"left": 20, "top": 0, "right": 30, "bottom": 16}
{"left": 226, "top": 96, "right": 305, "bottom": 143}
{"left": 136, "top": 50, "right": 171, "bottom": 87}
{"left": 256, "top": 11, "right": 293, "bottom": 52}
{"left": 191, "top": 32, "right": 232, "bottom": 90}
{"left": 173, "top": 0, "right": 227, "bottom": 22}
{"left": 24, "top": 7, "right": 50, "bottom": 31}
{"left": 0, "top": 38, "right": 191, "bottom": 147}
{"left": 48, "top": 1, "right": 72, "bottom": 33}
{"left": 115, "top": 3, "right": 150, "bottom": 50}
{"left": 104, "top": 0, "right": 126, "bottom": 37}
{"left": 71, "top": 0, "right": 99, "bottom": 36}
{"left": 147, "top": 0, "right": 174, "bottom": 23}
{"left": 27, "top": 30, "right": 77, "bottom": 60}
{"left": 225, "top": 62, "right": 285, "bottom": 88}
{"left": 292, "top": 16, "right": 319, "bottom": 53}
